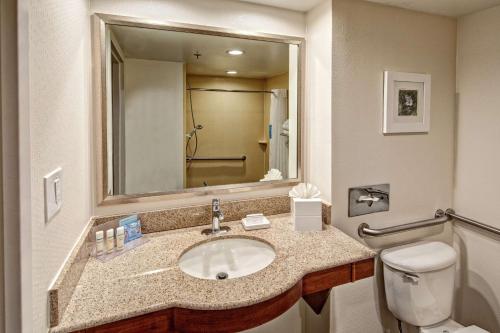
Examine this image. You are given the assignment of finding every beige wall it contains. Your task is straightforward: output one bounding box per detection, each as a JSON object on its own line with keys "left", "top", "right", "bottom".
{"left": 263, "top": 73, "right": 289, "bottom": 171}
{"left": 454, "top": 6, "right": 500, "bottom": 332}
{"left": 0, "top": 2, "right": 4, "bottom": 328}
{"left": 186, "top": 75, "right": 266, "bottom": 187}
{"left": 124, "top": 59, "right": 184, "bottom": 194}
{"left": 29, "top": 0, "right": 91, "bottom": 331}
{"left": 305, "top": 0, "right": 332, "bottom": 202}
{"left": 3, "top": 0, "right": 29, "bottom": 330}
{"left": 331, "top": 1, "right": 456, "bottom": 332}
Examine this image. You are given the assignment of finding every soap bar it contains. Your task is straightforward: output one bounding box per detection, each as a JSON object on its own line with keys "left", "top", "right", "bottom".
{"left": 246, "top": 213, "right": 264, "bottom": 223}
{"left": 291, "top": 198, "right": 322, "bottom": 217}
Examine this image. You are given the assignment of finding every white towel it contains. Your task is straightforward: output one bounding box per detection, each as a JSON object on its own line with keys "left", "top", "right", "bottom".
{"left": 260, "top": 169, "right": 283, "bottom": 182}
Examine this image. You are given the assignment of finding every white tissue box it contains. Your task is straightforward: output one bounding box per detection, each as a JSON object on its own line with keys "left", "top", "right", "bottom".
{"left": 291, "top": 198, "right": 322, "bottom": 231}
{"left": 293, "top": 215, "right": 323, "bottom": 232}
{"left": 291, "top": 198, "right": 322, "bottom": 217}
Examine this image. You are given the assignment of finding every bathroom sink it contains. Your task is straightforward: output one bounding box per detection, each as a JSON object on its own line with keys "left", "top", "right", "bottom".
{"left": 178, "top": 237, "right": 276, "bottom": 280}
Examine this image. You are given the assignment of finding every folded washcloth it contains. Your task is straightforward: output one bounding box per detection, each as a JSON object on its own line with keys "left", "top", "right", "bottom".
{"left": 282, "top": 119, "right": 289, "bottom": 131}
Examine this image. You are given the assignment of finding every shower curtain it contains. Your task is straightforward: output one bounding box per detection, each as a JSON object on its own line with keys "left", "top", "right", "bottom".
{"left": 269, "top": 89, "right": 288, "bottom": 178}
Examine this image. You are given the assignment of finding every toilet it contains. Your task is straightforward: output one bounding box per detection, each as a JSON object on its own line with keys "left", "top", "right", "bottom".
{"left": 381, "top": 241, "right": 489, "bottom": 333}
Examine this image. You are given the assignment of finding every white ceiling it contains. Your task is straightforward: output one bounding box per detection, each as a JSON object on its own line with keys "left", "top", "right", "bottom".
{"left": 110, "top": 25, "right": 289, "bottom": 79}
{"left": 364, "top": 0, "right": 500, "bottom": 17}
{"left": 237, "top": 0, "right": 500, "bottom": 16}
{"left": 237, "top": 0, "right": 325, "bottom": 12}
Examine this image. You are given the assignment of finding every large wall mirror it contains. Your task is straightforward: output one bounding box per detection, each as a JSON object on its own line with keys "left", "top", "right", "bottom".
{"left": 93, "top": 14, "right": 304, "bottom": 204}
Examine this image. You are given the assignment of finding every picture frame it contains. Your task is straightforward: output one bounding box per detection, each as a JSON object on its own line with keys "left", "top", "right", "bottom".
{"left": 383, "top": 71, "right": 431, "bottom": 134}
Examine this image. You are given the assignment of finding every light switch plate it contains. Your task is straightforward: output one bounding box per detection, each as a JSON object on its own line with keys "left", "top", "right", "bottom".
{"left": 44, "top": 167, "right": 63, "bottom": 222}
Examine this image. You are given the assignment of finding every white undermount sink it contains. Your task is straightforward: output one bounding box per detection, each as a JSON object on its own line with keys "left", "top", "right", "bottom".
{"left": 178, "top": 237, "right": 276, "bottom": 280}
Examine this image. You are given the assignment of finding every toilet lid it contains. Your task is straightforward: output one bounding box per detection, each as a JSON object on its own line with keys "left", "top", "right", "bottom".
{"left": 381, "top": 241, "right": 457, "bottom": 273}
{"left": 456, "top": 326, "right": 489, "bottom": 333}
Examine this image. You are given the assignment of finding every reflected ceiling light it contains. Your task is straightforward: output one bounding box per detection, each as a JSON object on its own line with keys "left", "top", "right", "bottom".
{"left": 226, "top": 70, "right": 238, "bottom": 75}
{"left": 227, "top": 49, "right": 244, "bottom": 56}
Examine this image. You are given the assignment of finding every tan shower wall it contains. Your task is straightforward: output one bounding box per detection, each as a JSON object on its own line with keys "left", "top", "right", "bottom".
{"left": 185, "top": 75, "right": 267, "bottom": 188}
{"left": 264, "top": 73, "right": 289, "bottom": 171}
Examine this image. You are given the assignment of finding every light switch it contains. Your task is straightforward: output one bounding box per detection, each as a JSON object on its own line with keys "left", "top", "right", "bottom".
{"left": 44, "top": 167, "right": 63, "bottom": 222}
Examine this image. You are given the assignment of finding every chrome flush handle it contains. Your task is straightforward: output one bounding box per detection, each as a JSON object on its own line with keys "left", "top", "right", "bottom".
{"left": 357, "top": 195, "right": 383, "bottom": 207}
{"left": 402, "top": 272, "right": 419, "bottom": 283}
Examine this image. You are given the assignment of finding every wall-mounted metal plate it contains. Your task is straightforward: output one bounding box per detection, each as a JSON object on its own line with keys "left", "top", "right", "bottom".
{"left": 348, "top": 184, "right": 390, "bottom": 217}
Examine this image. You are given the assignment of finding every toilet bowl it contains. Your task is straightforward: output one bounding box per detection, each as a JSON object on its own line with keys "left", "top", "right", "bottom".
{"left": 380, "top": 241, "right": 489, "bottom": 333}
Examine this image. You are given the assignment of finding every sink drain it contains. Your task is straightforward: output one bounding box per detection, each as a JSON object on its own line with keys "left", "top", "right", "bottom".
{"left": 216, "top": 272, "right": 228, "bottom": 280}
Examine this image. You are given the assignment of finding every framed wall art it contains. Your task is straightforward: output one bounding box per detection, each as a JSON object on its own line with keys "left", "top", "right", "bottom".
{"left": 383, "top": 71, "right": 431, "bottom": 134}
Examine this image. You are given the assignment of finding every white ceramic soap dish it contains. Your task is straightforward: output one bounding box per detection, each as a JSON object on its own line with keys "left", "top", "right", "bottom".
{"left": 241, "top": 214, "right": 271, "bottom": 231}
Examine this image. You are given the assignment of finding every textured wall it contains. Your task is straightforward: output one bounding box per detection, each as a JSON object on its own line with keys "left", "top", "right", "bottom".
{"left": 305, "top": 0, "right": 332, "bottom": 202}
{"left": 186, "top": 75, "right": 266, "bottom": 187}
{"left": 331, "top": 0, "right": 456, "bottom": 332}
{"left": 29, "top": 0, "right": 91, "bottom": 331}
{"left": 124, "top": 59, "right": 184, "bottom": 194}
{"left": 454, "top": 5, "right": 500, "bottom": 332}
{"left": 90, "top": 0, "right": 305, "bottom": 38}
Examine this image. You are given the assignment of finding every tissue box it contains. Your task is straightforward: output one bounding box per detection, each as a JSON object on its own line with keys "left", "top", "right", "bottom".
{"left": 294, "top": 215, "right": 323, "bottom": 232}
{"left": 291, "top": 198, "right": 322, "bottom": 217}
{"left": 291, "top": 198, "right": 322, "bottom": 231}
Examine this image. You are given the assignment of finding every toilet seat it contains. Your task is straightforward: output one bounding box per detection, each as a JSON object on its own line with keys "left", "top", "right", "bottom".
{"left": 419, "top": 319, "right": 463, "bottom": 333}
{"left": 419, "top": 319, "right": 489, "bottom": 333}
{"left": 456, "top": 326, "right": 489, "bottom": 333}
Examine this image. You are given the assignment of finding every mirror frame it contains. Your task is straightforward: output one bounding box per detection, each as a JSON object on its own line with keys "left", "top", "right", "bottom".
{"left": 92, "top": 13, "right": 305, "bottom": 206}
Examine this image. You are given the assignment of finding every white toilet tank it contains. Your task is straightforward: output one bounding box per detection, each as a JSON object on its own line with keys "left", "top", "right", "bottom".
{"left": 381, "top": 241, "right": 457, "bottom": 327}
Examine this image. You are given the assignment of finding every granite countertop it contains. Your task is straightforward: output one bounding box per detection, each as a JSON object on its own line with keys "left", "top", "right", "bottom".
{"left": 51, "top": 214, "right": 376, "bottom": 333}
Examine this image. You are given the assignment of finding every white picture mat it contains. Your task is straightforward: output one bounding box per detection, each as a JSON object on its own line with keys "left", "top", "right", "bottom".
{"left": 383, "top": 71, "right": 431, "bottom": 133}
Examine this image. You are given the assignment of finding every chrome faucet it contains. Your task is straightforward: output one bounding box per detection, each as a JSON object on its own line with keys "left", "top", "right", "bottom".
{"left": 211, "top": 198, "right": 224, "bottom": 232}
{"left": 202, "top": 198, "right": 230, "bottom": 235}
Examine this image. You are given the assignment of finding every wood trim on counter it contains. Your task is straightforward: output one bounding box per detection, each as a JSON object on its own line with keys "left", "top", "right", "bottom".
{"left": 71, "top": 257, "right": 374, "bottom": 333}
{"left": 302, "top": 264, "right": 352, "bottom": 295}
{"left": 174, "top": 281, "right": 302, "bottom": 333}
{"left": 352, "top": 258, "right": 375, "bottom": 282}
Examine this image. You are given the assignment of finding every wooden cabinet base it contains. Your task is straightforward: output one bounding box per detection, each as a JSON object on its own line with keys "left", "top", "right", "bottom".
{"left": 74, "top": 258, "right": 374, "bottom": 333}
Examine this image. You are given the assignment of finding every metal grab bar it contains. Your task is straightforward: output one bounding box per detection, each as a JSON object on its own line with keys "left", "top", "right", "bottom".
{"left": 186, "top": 88, "right": 275, "bottom": 94}
{"left": 358, "top": 208, "right": 500, "bottom": 238}
{"left": 186, "top": 155, "right": 247, "bottom": 161}
{"left": 358, "top": 210, "right": 449, "bottom": 238}
{"left": 445, "top": 209, "right": 500, "bottom": 236}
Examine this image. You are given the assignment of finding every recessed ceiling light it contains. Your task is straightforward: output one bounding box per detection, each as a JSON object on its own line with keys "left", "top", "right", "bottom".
{"left": 227, "top": 49, "right": 244, "bottom": 56}
{"left": 226, "top": 70, "right": 238, "bottom": 75}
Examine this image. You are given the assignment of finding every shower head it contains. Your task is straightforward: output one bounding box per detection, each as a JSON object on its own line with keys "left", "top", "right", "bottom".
{"left": 186, "top": 124, "right": 204, "bottom": 139}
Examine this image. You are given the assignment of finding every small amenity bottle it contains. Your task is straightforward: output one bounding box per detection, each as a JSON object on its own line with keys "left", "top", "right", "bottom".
{"left": 116, "top": 226, "right": 125, "bottom": 250}
{"left": 106, "top": 228, "right": 115, "bottom": 253}
{"left": 95, "top": 230, "right": 104, "bottom": 256}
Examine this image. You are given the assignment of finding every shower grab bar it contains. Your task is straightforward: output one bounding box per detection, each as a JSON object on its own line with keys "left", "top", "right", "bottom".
{"left": 186, "top": 88, "right": 275, "bottom": 94}
{"left": 186, "top": 155, "right": 247, "bottom": 161}
{"left": 358, "top": 209, "right": 500, "bottom": 238}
